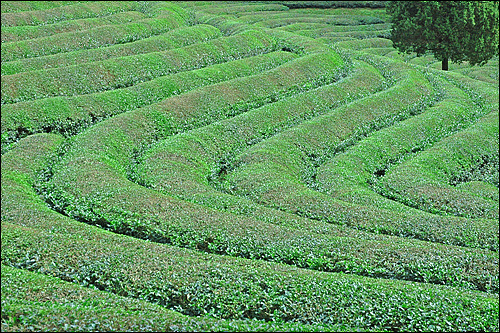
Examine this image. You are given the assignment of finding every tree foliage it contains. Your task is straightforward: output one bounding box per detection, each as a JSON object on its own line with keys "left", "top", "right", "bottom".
{"left": 387, "top": 1, "right": 499, "bottom": 70}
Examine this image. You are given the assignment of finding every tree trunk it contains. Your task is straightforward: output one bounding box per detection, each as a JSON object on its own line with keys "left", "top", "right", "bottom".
{"left": 442, "top": 58, "right": 449, "bottom": 71}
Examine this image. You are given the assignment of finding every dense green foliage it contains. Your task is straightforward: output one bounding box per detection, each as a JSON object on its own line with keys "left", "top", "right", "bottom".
{"left": 1, "top": 1, "right": 142, "bottom": 27}
{"left": 387, "top": 1, "right": 500, "bottom": 70}
{"left": 1, "top": 1, "right": 498, "bottom": 331}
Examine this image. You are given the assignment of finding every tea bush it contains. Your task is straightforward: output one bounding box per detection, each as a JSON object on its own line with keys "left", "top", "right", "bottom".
{"left": 2, "top": 265, "right": 341, "bottom": 332}
{"left": 1, "top": 29, "right": 278, "bottom": 104}
{"left": 1, "top": 24, "right": 223, "bottom": 75}
{"left": 1, "top": 1, "right": 141, "bottom": 27}
{"left": 1, "top": 2, "right": 498, "bottom": 331}
{"left": 0, "top": 1, "right": 85, "bottom": 14}
{"left": 1, "top": 14, "right": 187, "bottom": 63}
{"left": 316, "top": 73, "right": 494, "bottom": 213}
{"left": 1, "top": 51, "right": 297, "bottom": 151}
{"left": 375, "top": 111, "right": 499, "bottom": 219}
{"left": 2, "top": 133, "right": 497, "bottom": 332}
{"left": 25, "top": 57, "right": 496, "bottom": 292}
{"left": 1, "top": 10, "right": 147, "bottom": 43}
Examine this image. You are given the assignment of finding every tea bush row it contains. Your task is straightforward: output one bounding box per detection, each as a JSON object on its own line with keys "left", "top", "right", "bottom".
{"left": 315, "top": 73, "right": 490, "bottom": 211}
{"left": 2, "top": 219, "right": 498, "bottom": 332}
{"left": 283, "top": 6, "right": 389, "bottom": 18}
{"left": 143, "top": 49, "right": 346, "bottom": 135}
{"left": 32, "top": 55, "right": 499, "bottom": 292}
{"left": 128, "top": 57, "right": 495, "bottom": 291}
{"left": 275, "top": 1, "right": 388, "bottom": 10}
{"left": 0, "top": 132, "right": 342, "bottom": 333}
{"left": 1, "top": 28, "right": 327, "bottom": 147}
{"left": 196, "top": 3, "right": 290, "bottom": 15}
{"left": 134, "top": 58, "right": 384, "bottom": 228}
{"left": 374, "top": 110, "right": 499, "bottom": 219}
{"left": 1, "top": 24, "right": 223, "bottom": 75}
{"left": 1, "top": 265, "right": 339, "bottom": 332}
{"left": 221, "top": 53, "right": 430, "bottom": 205}
{"left": 2, "top": 4, "right": 497, "bottom": 332}
{"left": 1, "top": 29, "right": 279, "bottom": 104}
{"left": 228, "top": 9, "right": 387, "bottom": 25}
{"left": 2, "top": 135, "right": 498, "bottom": 331}
{"left": 253, "top": 15, "right": 385, "bottom": 29}
{"left": 342, "top": 68, "right": 500, "bottom": 219}
{"left": 1, "top": 12, "right": 187, "bottom": 63}
{"left": 279, "top": 22, "right": 390, "bottom": 33}
{"left": 1, "top": 10, "right": 146, "bottom": 43}
{"left": 449, "top": 56, "right": 500, "bottom": 86}
{"left": 296, "top": 28, "right": 391, "bottom": 40}
{"left": 220, "top": 54, "right": 498, "bottom": 251}
{"left": 334, "top": 36, "right": 393, "bottom": 50}
{"left": 0, "top": 1, "right": 86, "bottom": 14}
{"left": 362, "top": 47, "right": 395, "bottom": 56}
{"left": 193, "top": 11, "right": 288, "bottom": 37}
{"left": 2, "top": 36, "right": 340, "bottom": 144}
{"left": 0, "top": 1, "right": 141, "bottom": 27}
{"left": 1, "top": 51, "right": 297, "bottom": 152}
{"left": 276, "top": 22, "right": 391, "bottom": 41}
{"left": 263, "top": 28, "right": 339, "bottom": 55}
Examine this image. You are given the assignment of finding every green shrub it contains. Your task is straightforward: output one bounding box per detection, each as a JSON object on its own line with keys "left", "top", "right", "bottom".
{"left": 218, "top": 54, "right": 498, "bottom": 251}
{"left": 1, "top": 29, "right": 278, "bottom": 104}
{"left": 1, "top": 133, "right": 497, "bottom": 332}
{"left": 1, "top": 1, "right": 141, "bottom": 27}
{"left": 315, "top": 73, "right": 495, "bottom": 215}
{"left": 254, "top": 15, "right": 384, "bottom": 28}
{"left": 1, "top": 51, "right": 297, "bottom": 152}
{"left": 374, "top": 111, "right": 499, "bottom": 219}
{"left": 0, "top": 1, "right": 86, "bottom": 14}
{"left": 1, "top": 10, "right": 146, "bottom": 43}
{"left": 232, "top": 9, "right": 387, "bottom": 25}
{"left": 276, "top": 1, "right": 387, "bottom": 9}
{"left": 136, "top": 58, "right": 383, "bottom": 227}
{"left": 335, "top": 37, "right": 393, "bottom": 50}
{"left": 198, "top": 3, "right": 290, "bottom": 15}
{"left": 27, "top": 56, "right": 497, "bottom": 292}
{"left": 1, "top": 24, "right": 223, "bottom": 75}
{"left": 1, "top": 138, "right": 498, "bottom": 329}
{"left": 1, "top": 3, "right": 498, "bottom": 331}
{"left": 2, "top": 220, "right": 498, "bottom": 331}
{"left": 2, "top": 265, "right": 341, "bottom": 332}
{"left": 1, "top": 14, "right": 187, "bottom": 63}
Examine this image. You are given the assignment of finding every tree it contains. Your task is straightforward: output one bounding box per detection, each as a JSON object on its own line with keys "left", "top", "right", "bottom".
{"left": 386, "top": 1, "right": 499, "bottom": 70}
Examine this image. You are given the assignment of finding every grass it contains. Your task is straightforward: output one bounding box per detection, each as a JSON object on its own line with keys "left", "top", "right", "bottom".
{"left": 1, "top": 1, "right": 498, "bottom": 331}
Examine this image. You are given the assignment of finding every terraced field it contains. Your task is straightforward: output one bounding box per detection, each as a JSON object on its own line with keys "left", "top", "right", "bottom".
{"left": 2, "top": 1, "right": 499, "bottom": 331}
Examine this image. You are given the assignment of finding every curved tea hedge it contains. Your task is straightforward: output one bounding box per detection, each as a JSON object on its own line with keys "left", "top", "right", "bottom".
{"left": 375, "top": 110, "right": 499, "bottom": 219}
{"left": 0, "top": 1, "right": 86, "bottom": 14}
{"left": 1, "top": 29, "right": 279, "bottom": 104}
{"left": 1, "top": 24, "right": 223, "bottom": 75}
{"left": 0, "top": 1, "right": 141, "bottom": 27}
{"left": 1, "top": 134, "right": 498, "bottom": 332}
{"left": 219, "top": 53, "right": 497, "bottom": 249}
{"left": 1, "top": 50, "right": 298, "bottom": 151}
{"left": 1, "top": 10, "right": 147, "bottom": 43}
{"left": 2, "top": 1, "right": 498, "bottom": 332}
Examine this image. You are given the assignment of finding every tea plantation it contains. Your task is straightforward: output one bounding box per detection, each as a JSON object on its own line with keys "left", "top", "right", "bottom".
{"left": 1, "top": 1, "right": 498, "bottom": 331}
